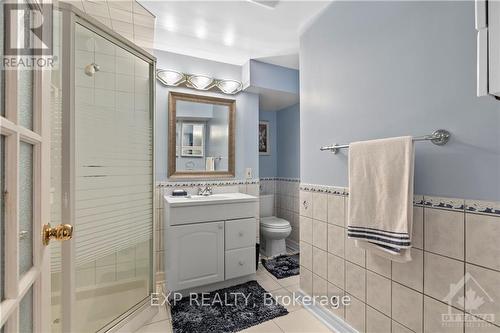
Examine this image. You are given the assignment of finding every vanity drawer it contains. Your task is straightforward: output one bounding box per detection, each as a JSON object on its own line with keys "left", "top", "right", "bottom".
{"left": 225, "top": 218, "right": 256, "bottom": 250}
{"left": 225, "top": 247, "right": 256, "bottom": 279}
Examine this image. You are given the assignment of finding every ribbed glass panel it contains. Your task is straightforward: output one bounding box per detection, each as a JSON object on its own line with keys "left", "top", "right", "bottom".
{"left": 19, "top": 287, "right": 33, "bottom": 333}
{"left": 18, "top": 69, "right": 34, "bottom": 130}
{"left": 0, "top": 1, "right": 4, "bottom": 117}
{"left": 0, "top": 136, "right": 5, "bottom": 301}
{"left": 19, "top": 142, "right": 33, "bottom": 276}
{"left": 17, "top": 8, "right": 34, "bottom": 129}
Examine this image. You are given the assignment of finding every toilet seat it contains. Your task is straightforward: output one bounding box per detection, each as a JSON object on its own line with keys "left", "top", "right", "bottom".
{"left": 260, "top": 216, "right": 291, "bottom": 229}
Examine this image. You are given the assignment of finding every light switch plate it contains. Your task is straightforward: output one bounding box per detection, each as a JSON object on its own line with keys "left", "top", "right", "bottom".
{"left": 245, "top": 168, "right": 252, "bottom": 179}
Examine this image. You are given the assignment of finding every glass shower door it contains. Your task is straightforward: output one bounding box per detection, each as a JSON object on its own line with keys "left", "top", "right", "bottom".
{"left": 72, "top": 22, "right": 153, "bottom": 332}
{"left": 50, "top": 13, "right": 154, "bottom": 332}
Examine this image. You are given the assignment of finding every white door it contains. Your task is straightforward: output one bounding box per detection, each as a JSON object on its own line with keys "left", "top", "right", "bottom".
{"left": 169, "top": 221, "right": 225, "bottom": 291}
{"left": 0, "top": 2, "right": 54, "bottom": 332}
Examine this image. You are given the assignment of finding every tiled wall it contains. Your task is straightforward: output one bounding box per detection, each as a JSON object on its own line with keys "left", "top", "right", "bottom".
{"left": 51, "top": 241, "right": 150, "bottom": 293}
{"left": 155, "top": 180, "right": 260, "bottom": 282}
{"left": 299, "top": 183, "right": 500, "bottom": 333}
{"left": 260, "top": 178, "right": 300, "bottom": 246}
{"left": 77, "top": 241, "right": 150, "bottom": 288}
{"left": 61, "top": 0, "right": 155, "bottom": 51}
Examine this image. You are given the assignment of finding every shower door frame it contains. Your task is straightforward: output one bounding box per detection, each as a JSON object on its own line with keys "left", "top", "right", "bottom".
{"left": 57, "top": 4, "right": 157, "bottom": 332}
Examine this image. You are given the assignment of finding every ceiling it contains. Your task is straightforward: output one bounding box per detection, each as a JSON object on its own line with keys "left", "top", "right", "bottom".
{"left": 139, "top": 0, "right": 331, "bottom": 69}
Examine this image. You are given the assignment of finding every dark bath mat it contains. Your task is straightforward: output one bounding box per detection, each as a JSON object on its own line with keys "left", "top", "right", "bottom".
{"left": 261, "top": 253, "right": 300, "bottom": 279}
{"left": 171, "top": 280, "right": 288, "bottom": 333}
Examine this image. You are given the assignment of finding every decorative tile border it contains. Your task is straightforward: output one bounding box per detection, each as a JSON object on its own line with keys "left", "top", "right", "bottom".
{"left": 413, "top": 195, "right": 425, "bottom": 206}
{"left": 260, "top": 177, "right": 300, "bottom": 182}
{"left": 423, "top": 196, "right": 465, "bottom": 211}
{"left": 298, "top": 184, "right": 500, "bottom": 216}
{"left": 157, "top": 179, "right": 500, "bottom": 217}
{"left": 465, "top": 200, "right": 500, "bottom": 216}
{"left": 299, "top": 183, "right": 348, "bottom": 196}
{"left": 157, "top": 178, "right": 259, "bottom": 188}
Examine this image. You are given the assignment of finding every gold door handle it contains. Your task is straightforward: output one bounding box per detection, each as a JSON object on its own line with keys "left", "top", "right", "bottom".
{"left": 42, "top": 224, "right": 73, "bottom": 246}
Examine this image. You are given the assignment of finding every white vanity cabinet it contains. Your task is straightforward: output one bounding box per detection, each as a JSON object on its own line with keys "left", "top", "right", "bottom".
{"left": 164, "top": 193, "right": 258, "bottom": 292}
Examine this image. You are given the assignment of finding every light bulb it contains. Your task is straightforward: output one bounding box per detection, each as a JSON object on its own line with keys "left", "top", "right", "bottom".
{"left": 216, "top": 79, "right": 242, "bottom": 94}
{"left": 156, "top": 70, "right": 185, "bottom": 86}
{"left": 187, "top": 75, "right": 215, "bottom": 90}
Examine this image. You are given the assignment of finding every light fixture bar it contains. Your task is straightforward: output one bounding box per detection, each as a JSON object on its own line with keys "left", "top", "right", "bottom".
{"left": 156, "top": 69, "right": 243, "bottom": 95}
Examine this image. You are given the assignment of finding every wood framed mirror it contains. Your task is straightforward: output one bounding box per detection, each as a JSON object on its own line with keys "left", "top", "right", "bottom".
{"left": 168, "top": 92, "right": 236, "bottom": 178}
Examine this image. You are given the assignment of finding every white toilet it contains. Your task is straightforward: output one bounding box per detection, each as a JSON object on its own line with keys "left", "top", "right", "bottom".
{"left": 259, "top": 194, "right": 292, "bottom": 258}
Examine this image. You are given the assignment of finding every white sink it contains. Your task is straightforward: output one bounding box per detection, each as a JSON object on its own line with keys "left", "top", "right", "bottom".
{"left": 164, "top": 192, "right": 258, "bottom": 225}
{"left": 185, "top": 194, "right": 230, "bottom": 201}
{"left": 165, "top": 192, "right": 257, "bottom": 207}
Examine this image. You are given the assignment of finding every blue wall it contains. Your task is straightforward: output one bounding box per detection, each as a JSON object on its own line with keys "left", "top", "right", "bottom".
{"left": 155, "top": 50, "right": 259, "bottom": 181}
{"left": 247, "top": 60, "right": 300, "bottom": 94}
{"left": 300, "top": 1, "right": 500, "bottom": 201}
{"left": 259, "top": 110, "right": 277, "bottom": 177}
{"left": 259, "top": 103, "right": 300, "bottom": 179}
{"left": 277, "top": 103, "right": 300, "bottom": 178}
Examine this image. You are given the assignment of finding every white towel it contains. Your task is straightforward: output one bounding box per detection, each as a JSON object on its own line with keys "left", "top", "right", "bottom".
{"left": 347, "top": 136, "right": 415, "bottom": 262}
{"left": 205, "top": 157, "right": 215, "bottom": 171}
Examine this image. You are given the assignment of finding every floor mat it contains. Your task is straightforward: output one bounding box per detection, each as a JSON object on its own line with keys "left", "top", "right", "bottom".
{"left": 171, "top": 280, "right": 288, "bottom": 333}
{"left": 261, "top": 253, "right": 300, "bottom": 279}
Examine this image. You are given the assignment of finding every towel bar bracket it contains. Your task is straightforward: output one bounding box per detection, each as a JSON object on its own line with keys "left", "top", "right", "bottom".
{"left": 426, "top": 129, "right": 450, "bottom": 146}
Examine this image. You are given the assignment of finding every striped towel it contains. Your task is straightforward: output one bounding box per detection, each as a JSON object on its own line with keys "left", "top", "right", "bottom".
{"left": 347, "top": 136, "right": 414, "bottom": 262}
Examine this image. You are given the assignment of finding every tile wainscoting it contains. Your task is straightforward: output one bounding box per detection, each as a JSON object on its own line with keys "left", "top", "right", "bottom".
{"left": 260, "top": 178, "right": 301, "bottom": 248}
{"left": 154, "top": 179, "right": 260, "bottom": 283}
{"left": 299, "top": 183, "right": 500, "bottom": 333}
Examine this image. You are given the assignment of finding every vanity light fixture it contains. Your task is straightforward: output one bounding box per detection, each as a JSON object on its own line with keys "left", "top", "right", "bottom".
{"left": 216, "top": 79, "right": 243, "bottom": 95}
{"left": 186, "top": 74, "right": 215, "bottom": 90}
{"left": 156, "top": 68, "right": 243, "bottom": 95}
{"left": 156, "top": 69, "right": 186, "bottom": 86}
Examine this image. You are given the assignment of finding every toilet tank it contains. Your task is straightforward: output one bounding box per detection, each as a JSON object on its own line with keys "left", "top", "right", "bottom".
{"left": 259, "top": 194, "right": 274, "bottom": 217}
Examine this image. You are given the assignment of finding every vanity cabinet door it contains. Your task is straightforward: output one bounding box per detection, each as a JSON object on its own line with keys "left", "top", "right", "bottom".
{"left": 170, "top": 221, "right": 225, "bottom": 290}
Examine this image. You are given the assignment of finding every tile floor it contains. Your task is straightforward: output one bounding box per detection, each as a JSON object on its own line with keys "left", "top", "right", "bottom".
{"left": 135, "top": 262, "right": 334, "bottom": 333}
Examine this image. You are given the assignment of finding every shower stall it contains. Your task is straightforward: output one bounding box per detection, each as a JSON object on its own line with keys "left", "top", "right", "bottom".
{"left": 50, "top": 3, "right": 156, "bottom": 332}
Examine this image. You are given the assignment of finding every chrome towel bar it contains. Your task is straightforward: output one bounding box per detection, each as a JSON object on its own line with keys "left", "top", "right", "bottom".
{"left": 320, "top": 129, "right": 451, "bottom": 154}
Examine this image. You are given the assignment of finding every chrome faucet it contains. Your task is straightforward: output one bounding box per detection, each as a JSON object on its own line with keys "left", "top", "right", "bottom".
{"left": 198, "top": 184, "right": 213, "bottom": 196}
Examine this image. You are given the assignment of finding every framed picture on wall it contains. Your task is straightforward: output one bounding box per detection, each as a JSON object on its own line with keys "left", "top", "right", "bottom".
{"left": 259, "top": 121, "right": 270, "bottom": 155}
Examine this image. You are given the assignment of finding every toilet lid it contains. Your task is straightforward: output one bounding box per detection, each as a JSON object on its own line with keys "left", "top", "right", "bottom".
{"left": 261, "top": 217, "right": 291, "bottom": 229}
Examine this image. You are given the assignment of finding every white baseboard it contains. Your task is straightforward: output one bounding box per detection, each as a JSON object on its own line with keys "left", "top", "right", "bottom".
{"left": 295, "top": 290, "right": 358, "bottom": 333}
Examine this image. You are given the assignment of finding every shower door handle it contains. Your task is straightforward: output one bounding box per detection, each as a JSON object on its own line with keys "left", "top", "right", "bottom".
{"left": 42, "top": 223, "right": 73, "bottom": 246}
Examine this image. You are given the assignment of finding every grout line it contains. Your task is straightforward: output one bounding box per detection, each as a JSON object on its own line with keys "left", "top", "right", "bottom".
{"left": 390, "top": 258, "right": 393, "bottom": 333}
{"left": 364, "top": 249, "right": 367, "bottom": 331}
{"left": 270, "top": 318, "right": 286, "bottom": 333}
{"left": 423, "top": 293, "right": 464, "bottom": 314}
{"left": 422, "top": 206, "right": 426, "bottom": 333}
{"left": 392, "top": 318, "right": 417, "bottom": 333}
{"left": 462, "top": 209, "right": 466, "bottom": 333}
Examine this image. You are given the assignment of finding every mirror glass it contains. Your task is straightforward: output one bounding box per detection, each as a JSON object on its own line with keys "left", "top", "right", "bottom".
{"left": 169, "top": 93, "right": 235, "bottom": 177}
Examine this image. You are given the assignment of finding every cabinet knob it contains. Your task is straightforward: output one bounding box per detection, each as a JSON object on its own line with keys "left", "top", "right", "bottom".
{"left": 238, "top": 261, "right": 244, "bottom": 266}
